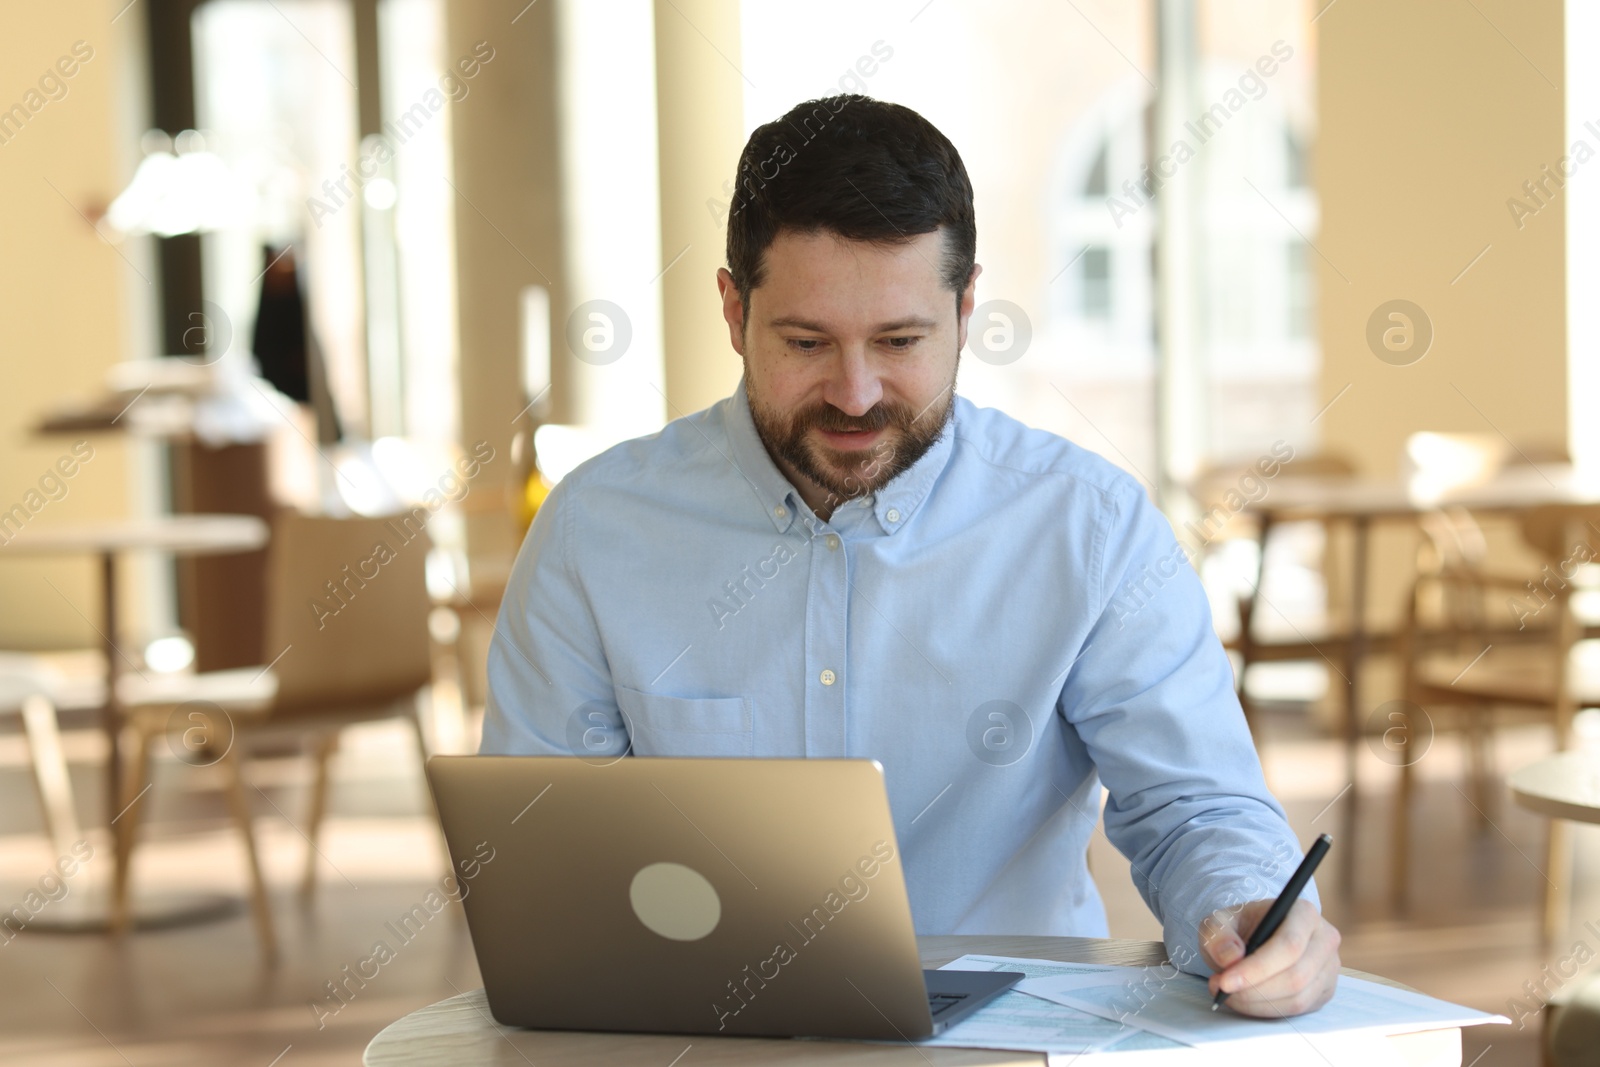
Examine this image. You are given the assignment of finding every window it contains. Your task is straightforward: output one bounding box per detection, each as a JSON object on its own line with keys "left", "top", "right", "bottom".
{"left": 1286, "top": 127, "right": 1310, "bottom": 189}
{"left": 1081, "top": 246, "right": 1111, "bottom": 319}
{"left": 1083, "top": 143, "right": 1109, "bottom": 197}
{"left": 736, "top": 1, "right": 1317, "bottom": 493}
{"left": 1287, "top": 241, "right": 1312, "bottom": 340}
{"left": 192, "top": 0, "right": 366, "bottom": 433}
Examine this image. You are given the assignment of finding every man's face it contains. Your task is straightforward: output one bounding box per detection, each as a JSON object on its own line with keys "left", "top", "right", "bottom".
{"left": 717, "top": 228, "right": 979, "bottom": 514}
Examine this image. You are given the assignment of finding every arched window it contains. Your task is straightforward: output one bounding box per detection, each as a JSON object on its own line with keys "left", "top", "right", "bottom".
{"left": 1046, "top": 65, "right": 1319, "bottom": 463}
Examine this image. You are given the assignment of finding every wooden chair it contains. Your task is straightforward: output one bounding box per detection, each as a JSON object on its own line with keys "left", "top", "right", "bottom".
{"left": 1188, "top": 450, "right": 1357, "bottom": 734}
{"left": 1407, "top": 432, "right": 1571, "bottom": 588}
{"left": 1390, "top": 504, "right": 1600, "bottom": 940}
{"left": 111, "top": 509, "right": 437, "bottom": 962}
{"left": 0, "top": 652, "right": 106, "bottom": 855}
{"left": 0, "top": 673, "right": 84, "bottom": 866}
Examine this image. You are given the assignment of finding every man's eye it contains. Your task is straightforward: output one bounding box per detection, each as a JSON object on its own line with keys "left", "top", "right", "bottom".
{"left": 883, "top": 336, "right": 920, "bottom": 350}
{"left": 788, "top": 338, "right": 825, "bottom": 352}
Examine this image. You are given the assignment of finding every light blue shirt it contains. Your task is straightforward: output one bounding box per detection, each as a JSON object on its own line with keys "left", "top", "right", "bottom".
{"left": 482, "top": 375, "right": 1316, "bottom": 974}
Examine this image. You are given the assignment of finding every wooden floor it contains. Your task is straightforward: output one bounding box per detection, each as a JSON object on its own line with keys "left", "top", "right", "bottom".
{"left": 0, "top": 706, "right": 1594, "bottom": 1066}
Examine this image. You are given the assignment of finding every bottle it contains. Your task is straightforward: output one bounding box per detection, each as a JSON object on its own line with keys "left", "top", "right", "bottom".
{"left": 509, "top": 425, "right": 552, "bottom": 536}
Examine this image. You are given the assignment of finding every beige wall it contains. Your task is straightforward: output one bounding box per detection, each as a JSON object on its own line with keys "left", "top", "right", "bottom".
{"left": 1317, "top": 0, "right": 1566, "bottom": 476}
{"left": 1314, "top": 0, "right": 1565, "bottom": 705}
{"left": 0, "top": 3, "right": 144, "bottom": 650}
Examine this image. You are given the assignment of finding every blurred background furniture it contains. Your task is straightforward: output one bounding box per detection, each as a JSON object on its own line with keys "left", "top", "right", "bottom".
{"left": 1529, "top": 748, "right": 1600, "bottom": 1067}
{"left": 1, "top": 516, "right": 268, "bottom": 895}
{"left": 1188, "top": 449, "right": 1357, "bottom": 738}
{"left": 1237, "top": 456, "right": 1600, "bottom": 881}
{"left": 2, "top": 672, "right": 87, "bottom": 866}
{"left": 34, "top": 359, "right": 285, "bottom": 674}
{"left": 1546, "top": 966, "right": 1600, "bottom": 1067}
{"left": 1391, "top": 506, "right": 1600, "bottom": 937}
{"left": 110, "top": 509, "right": 438, "bottom": 962}
{"left": 170, "top": 442, "right": 275, "bottom": 672}
{"left": 0, "top": 656, "right": 240, "bottom": 932}
{"left": 1508, "top": 749, "right": 1600, "bottom": 945}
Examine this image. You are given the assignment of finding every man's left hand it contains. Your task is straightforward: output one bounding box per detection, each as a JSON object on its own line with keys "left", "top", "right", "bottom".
{"left": 1198, "top": 898, "right": 1341, "bottom": 1016}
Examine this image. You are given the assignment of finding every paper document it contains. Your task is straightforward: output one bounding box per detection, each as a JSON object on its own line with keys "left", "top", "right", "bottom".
{"left": 917, "top": 954, "right": 1139, "bottom": 1053}
{"left": 1018, "top": 965, "right": 1509, "bottom": 1047}
{"left": 1044, "top": 1031, "right": 1411, "bottom": 1067}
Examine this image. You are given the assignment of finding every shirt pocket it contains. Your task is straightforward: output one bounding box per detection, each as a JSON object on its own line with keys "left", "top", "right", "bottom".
{"left": 613, "top": 685, "right": 753, "bottom": 757}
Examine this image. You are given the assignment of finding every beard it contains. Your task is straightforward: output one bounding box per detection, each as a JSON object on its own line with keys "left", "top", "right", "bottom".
{"left": 747, "top": 367, "right": 957, "bottom": 506}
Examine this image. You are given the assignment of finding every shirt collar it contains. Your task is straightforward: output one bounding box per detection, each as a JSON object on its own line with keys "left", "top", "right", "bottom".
{"left": 723, "top": 373, "right": 956, "bottom": 537}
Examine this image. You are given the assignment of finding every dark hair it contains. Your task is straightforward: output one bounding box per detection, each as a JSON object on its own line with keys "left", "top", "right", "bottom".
{"left": 725, "top": 94, "right": 975, "bottom": 301}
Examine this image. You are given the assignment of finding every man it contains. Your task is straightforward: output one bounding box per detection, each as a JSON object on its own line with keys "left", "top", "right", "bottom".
{"left": 482, "top": 94, "right": 1341, "bottom": 1017}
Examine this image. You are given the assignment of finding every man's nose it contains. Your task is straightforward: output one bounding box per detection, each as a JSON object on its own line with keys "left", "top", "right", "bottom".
{"left": 821, "top": 348, "right": 883, "bottom": 416}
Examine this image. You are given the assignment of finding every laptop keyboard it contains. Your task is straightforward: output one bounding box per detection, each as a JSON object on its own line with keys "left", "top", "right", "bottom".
{"left": 928, "top": 992, "right": 968, "bottom": 1016}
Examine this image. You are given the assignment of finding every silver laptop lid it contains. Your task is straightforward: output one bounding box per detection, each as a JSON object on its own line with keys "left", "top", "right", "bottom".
{"left": 426, "top": 755, "right": 935, "bottom": 1039}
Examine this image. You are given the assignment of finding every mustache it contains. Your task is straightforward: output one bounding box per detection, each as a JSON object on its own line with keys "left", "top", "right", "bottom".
{"left": 801, "top": 405, "right": 898, "bottom": 434}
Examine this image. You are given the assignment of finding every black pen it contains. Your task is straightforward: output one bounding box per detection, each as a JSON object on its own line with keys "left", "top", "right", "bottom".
{"left": 1211, "top": 833, "right": 1333, "bottom": 1011}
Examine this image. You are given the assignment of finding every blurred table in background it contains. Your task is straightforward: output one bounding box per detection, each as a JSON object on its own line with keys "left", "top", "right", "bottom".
{"left": 1238, "top": 463, "right": 1600, "bottom": 881}
{"left": 2, "top": 514, "right": 268, "bottom": 902}
{"left": 35, "top": 359, "right": 295, "bottom": 673}
{"left": 1510, "top": 749, "right": 1600, "bottom": 825}
{"left": 1510, "top": 748, "right": 1600, "bottom": 945}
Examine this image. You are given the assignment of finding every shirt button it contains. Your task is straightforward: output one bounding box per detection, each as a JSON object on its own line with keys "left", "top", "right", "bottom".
{"left": 885, "top": 508, "right": 901, "bottom": 523}
{"left": 826, "top": 534, "right": 841, "bottom": 550}
{"left": 773, "top": 505, "right": 787, "bottom": 519}
{"left": 820, "top": 669, "right": 836, "bottom": 685}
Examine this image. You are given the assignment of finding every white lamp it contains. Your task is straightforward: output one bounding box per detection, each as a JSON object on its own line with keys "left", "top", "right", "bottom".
{"left": 105, "top": 129, "right": 256, "bottom": 237}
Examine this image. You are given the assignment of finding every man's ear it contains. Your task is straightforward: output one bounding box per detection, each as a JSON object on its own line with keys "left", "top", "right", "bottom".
{"left": 716, "top": 268, "right": 747, "bottom": 356}
{"left": 955, "top": 262, "right": 982, "bottom": 354}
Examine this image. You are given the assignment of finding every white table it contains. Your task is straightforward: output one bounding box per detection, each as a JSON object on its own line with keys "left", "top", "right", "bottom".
{"left": 1509, "top": 749, "right": 1600, "bottom": 940}
{"left": 1509, "top": 750, "right": 1600, "bottom": 825}
{"left": 363, "top": 935, "right": 1462, "bottom": 1066}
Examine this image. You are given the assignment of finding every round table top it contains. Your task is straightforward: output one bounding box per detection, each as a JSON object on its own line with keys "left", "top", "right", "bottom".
{"left": 0, "top": 514, "right": 268, "bottom": 556}
{"left": 363, "top": 934, "right": 1460, "bottom": 1067}
{"left": 1509, "top": 750, "right": 1600, "bottom": 824}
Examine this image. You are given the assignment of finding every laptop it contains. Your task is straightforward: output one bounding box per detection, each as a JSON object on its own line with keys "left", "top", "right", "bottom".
{"left": 425, "top": 755, "right": 1021, "bottom": 1040}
